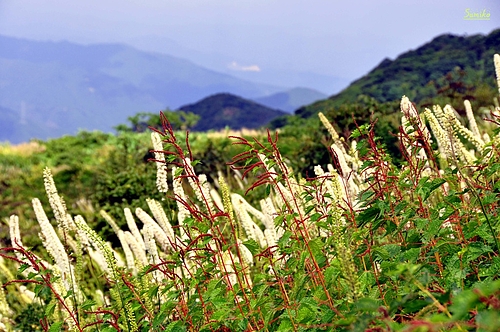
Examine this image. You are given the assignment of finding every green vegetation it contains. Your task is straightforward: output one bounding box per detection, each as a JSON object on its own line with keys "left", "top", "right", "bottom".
{"left": 2, "top": 51, "right": 500, "bottom": 331}
{"left": 114, "top": 111, "right": 200, "bottom": 133}
{"left": 315, "top": 29, "right": 500, "bottom": 110}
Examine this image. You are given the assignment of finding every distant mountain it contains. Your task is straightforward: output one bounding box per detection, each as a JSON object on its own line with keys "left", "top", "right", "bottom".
{"left": 253, "top": 87, "right": 327, "bottom": 113}
{"left": 178, "top": 93, "right": 287, "bottom": 131}
{"left": 127, "top": 35, "right": 350, "bottom": 94}
{"left": 0, "top": 35, "right": 284, "bottom": 143}
{"left": 296, "top": 28, "right": 500, "bottom": 117}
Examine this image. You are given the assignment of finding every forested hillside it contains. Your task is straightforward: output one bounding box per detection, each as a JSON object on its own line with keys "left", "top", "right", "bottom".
{"left": 297, "top": 29, "right": 500, "bottom": 118}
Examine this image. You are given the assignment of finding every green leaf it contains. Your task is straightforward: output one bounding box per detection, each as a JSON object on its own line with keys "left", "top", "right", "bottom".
{"left": 417, "top": 177, "right": 446, "bottom": 202}
{"left": 264, "top": 184, "right": 271, "bottom": 197}
{"left": 243, "top": 239, "right": 260, "bottom": 256}
{"left": 211, "top": 309, "right": 228, "bottom": 321}
{"left": 18, "top": 263, "right": 30, "bottom": 274}
{"left": 174, "top": 167, "right": 184, "bottom": 177}
{"left": 274, "top": 214, "right": 285, "bottom": 227}
{"left": 276, "top": 318, "right": 293, "bottom": 331}
{"left": 354, "top": 297, "right": 381, "bottom": 312}
{"left": 45, "top": 302, "right": 56, "bottom": 317}
{"left": 48, "top": 322, "right": 63, "bottom": 332}
{"left": 278, "top": 231, "right": 292, "bottom": 248}
{"left": 164, "top": 320, "right": 186, "bottom": 332}
{"left": 356, "top": 206, "right": 381, "bottom": 228}
{"left": 152, "top": 310, "right": 169, "bottom": 328}
{"left": 304, "top": 204, "right": 315, "bottom": 215}
{"left": 80, "top": 299, "right": 97, "bottom": 310}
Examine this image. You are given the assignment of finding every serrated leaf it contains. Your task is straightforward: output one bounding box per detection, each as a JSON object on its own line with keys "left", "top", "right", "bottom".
{"left": 356, "top": 206, "right": 381, "bottom": 228}
{"left": 243, "top": 239, "right": 260, "bottom": 256}
{"left": 277, "top": 231, "right": 292, "bottom": 248}
{"left": 417, "top": 177, "right": 446, "bottom": 202}
{"left": 276, "top": 318, "right": 293, "bottom": 332}
{"left": 148, "top": 285, "right": 160, "bottom": 299}
{"left": 165, "top": 320, "right": 186, "bottom": 332}
{"left": 304, "top": 205, "right": 315, "bottom": 215}
{"left": 152, "top": 310, "right": 169, "bottom": 328}
{"left": 166, "top": 154, "right": 177, "bottom": 162}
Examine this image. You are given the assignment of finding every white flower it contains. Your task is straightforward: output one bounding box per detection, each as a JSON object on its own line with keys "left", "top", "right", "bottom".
{"left": 151, "top": 132, "right": 169, "bottom": 193}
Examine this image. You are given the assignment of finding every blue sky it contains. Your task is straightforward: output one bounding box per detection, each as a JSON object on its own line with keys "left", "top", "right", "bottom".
{"left": 0, "top": 0, "right": 498, "bottom": 92}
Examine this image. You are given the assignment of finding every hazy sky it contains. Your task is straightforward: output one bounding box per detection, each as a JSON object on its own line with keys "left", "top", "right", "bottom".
{"left": 0, "top": 0, "right": 498, "bottom": 88}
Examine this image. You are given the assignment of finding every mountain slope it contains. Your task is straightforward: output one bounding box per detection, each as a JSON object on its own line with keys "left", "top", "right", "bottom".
{"left": 253, "top": 87, "right": 327, "bottom": 113}
{"left": 179, "top": 93, "right": 287, "bottom": 131}
{"left": 0, "top": 35, "right": 283, "bottom": 143}
{"left": 296, "top": 28, "right": 500, "bottom": 117}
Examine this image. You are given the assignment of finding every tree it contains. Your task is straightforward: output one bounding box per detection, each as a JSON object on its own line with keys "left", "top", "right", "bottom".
{"left": 115, "top": 110, "right": 200, "bottom": 133}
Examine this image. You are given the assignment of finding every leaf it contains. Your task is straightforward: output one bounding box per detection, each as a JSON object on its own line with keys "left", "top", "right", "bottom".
{"left": 80, "top": 299, "right": 97, "bottom": 310}
{"left": 358, "top": 190, "right": 375, "bottom": 205}
{"left": 147, "top": 285, "right": 160, "bottom": 299}
{"left": 152, "top": 310, "right": 169, "bottom": 328}
{"left": 48, "top": 322, "right": 63, "bottom": 332}
{"left": 277, "top": 231, "right": 292, "bottom": 248}
{"left": 304, "top": 205, "right": 315, "bottom": 215}
{"left": 417, "top": 177, "right": 446, "bottom": 202}
{"left": 243, "top": 239, "right": 260, "bottom": 256}
{"left": 18, "top": 263, "right": 30, "bottom": 274}
{"left": 164, "top": 320, "right": 186, "bottom": 332}
{"left": 354, "top": 297, "right": 381, "bottom": 312}
{"left": 264, "top": 184, "right": 271, "bottom": 197}
{"left": 276, "top": 318, "right": 293, "bottom": 331}
{"left": 45, "top": 302, "right": 56, "bottom": 317}
{"left": 297, "top": 305, "right": 315, "bottom": 324}
{"left": 274, "top": 214, "right": 285, "bottom": 227}
{"left": 174, "top": 167, "right": 184, "bottom": 177}
{"left": 211, "top": 309, "right": 228, "bottom": 321}
{"left": 356, "top": 206, "right": 381, "bottom": 228}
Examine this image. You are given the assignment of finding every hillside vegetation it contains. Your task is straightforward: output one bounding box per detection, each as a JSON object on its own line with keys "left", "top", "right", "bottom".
{"left": 296, "top": 29, "right": 500, "bottom": 119}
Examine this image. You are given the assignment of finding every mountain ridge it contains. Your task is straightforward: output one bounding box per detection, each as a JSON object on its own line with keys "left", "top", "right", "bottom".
{"left": 0, "top": 35, "right": 284, "bottom": 143}
{"left": 306, "top": 29, "right": 500, "bottom": 113}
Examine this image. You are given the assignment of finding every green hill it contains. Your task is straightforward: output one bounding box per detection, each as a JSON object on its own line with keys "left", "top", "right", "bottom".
{"left": 297, "top": 28, "right": 500, "bottom": 118}
{"left": 179, "top": 93, "right": 288, "bottom": 131}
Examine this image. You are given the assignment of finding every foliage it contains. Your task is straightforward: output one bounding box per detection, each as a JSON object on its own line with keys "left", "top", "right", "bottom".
{"left": 114, "top": 110, "right": 200, "bottom": 133}
{"left": 325, "top": 29, "right": 499, "bottom": 108}
{"left": 1, "top": 54, "right": 500, "bottom": 332}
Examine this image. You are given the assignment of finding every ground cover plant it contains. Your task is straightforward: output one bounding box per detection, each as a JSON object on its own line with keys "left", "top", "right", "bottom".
{"left": 1, "top": 54, "right": 500, "bottom": 331}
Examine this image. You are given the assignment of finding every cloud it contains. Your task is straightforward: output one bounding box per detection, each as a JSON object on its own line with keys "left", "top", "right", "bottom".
{"left": 227, "top": 61, "right": 261, "bottom": 72}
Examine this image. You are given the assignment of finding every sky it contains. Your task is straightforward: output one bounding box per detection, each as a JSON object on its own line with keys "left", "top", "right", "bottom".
{"left": 0, "top": 0, "right": 498, "bottom": 93}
